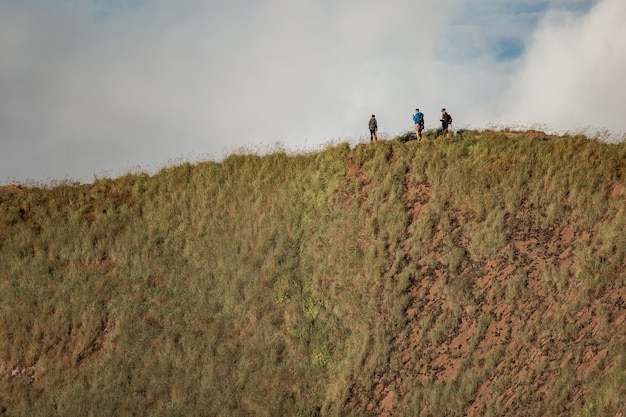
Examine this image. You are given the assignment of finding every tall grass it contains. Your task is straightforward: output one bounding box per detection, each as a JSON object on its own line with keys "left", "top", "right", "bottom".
{"left": 1, "top": 131, "right": 625, "bottom": 416}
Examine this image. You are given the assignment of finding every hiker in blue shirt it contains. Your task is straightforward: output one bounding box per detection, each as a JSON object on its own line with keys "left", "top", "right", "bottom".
{"left": 413, "top": 109, "right": 424, "bottom": 142}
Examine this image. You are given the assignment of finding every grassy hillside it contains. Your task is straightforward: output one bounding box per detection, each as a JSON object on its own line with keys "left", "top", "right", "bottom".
{"left": 1, "top": 130, "right": 625, "bottom": 416}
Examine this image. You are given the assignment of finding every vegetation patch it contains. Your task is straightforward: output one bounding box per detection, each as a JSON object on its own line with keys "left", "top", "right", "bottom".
{"left": 1, "top": 131, "right": 625, "bottom": 416}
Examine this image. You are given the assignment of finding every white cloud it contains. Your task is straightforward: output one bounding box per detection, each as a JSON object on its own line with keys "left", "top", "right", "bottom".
{"left": 500, "top": 0, "right": 626, "bottom": 138}
{"left": 0, "top": 0, "right": 623, "bottom": 184}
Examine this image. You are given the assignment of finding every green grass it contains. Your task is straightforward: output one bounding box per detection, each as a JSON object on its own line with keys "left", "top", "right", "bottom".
{"left": 1, "top": 130, "right": 625, "bottom": 416}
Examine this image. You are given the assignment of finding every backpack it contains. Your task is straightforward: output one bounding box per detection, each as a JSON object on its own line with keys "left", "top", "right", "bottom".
{"left": 445, "top": 113, "right": 452, "bottom": 125}
{"left": 419, "top": 113, "right": 424, "bottom": 127}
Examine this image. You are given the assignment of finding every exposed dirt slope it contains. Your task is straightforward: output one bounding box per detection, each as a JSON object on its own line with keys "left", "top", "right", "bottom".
{"left": 338, "top": 138, "right": 625, "bottom": 416}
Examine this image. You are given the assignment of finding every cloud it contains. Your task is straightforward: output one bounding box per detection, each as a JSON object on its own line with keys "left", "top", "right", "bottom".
{"left": 0, "top": 0, "right": 447, "bottom": 183}
{"left": 501, "top": 0, "right": 626, "bottom": 138}
{"left": 0, "top": 0, "right": 623, "bottom": 184}
{"left": 0, "top": 1, "right": 222, "bottom": 181}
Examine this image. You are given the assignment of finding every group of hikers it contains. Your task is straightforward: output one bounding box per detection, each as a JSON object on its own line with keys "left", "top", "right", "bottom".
{"left": 368, "top": 108, "right": 453, "bottom": 142}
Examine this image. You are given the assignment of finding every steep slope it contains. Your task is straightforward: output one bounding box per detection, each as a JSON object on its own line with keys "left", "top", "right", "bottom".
{"left": 0, "top": 130, "right": 625, "bottom": 416}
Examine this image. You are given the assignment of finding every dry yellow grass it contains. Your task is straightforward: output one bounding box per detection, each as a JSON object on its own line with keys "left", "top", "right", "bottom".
{"left": 0, "top": 130, "right": 625, "bottom": 416}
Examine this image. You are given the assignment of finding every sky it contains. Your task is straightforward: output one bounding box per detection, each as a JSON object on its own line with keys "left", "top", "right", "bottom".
{"left": 1, "top": 0, "right": 625, "bottom": 184}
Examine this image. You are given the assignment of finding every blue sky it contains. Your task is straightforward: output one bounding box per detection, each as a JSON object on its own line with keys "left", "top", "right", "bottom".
{"left": 443, "top": 1, "right": 595, "bottom": 61}
{"left": 0, "top": 0, "right": 624, "bottom": 184}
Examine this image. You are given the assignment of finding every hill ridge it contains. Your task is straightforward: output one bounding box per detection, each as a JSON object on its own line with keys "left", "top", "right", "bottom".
{"left": 1, "top": 130, "right": 625, "bottom": 416}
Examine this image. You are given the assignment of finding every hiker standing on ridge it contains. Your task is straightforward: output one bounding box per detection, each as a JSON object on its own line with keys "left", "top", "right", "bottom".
{"left": 369, "top": 114, "right": 378, "bottom": 141}
{"left": 413, "top": 109, "right": 424, "bottom": 142}
{"left": 440, "top": 108, "right": 453, "bottom": 138}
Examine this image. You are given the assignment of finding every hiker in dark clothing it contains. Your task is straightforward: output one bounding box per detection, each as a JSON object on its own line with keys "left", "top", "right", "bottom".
{"left": 369, "top": 115, "right": 378, "bottom": 141}
{"left": 440, "top": 108, "right": 452, "bottom": 138}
